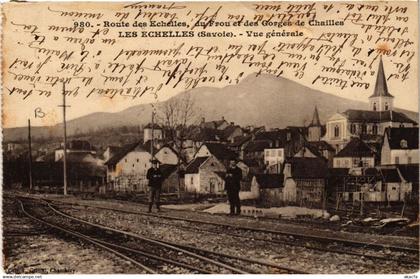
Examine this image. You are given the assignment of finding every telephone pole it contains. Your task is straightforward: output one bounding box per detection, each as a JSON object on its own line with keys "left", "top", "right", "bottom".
{"left": 28, "top": 119, "right": 33, "bottom": 191}
{"left": 59, "top": 82, "right": 69, "bottom": 195}
{"left": 150, "top": 110, "right": 155, "bottom": 159}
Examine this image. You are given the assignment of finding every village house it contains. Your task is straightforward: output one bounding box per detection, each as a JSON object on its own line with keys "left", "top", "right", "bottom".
{"left": 154, "top": 145, "right": 179, "bottom": 165}
{"left": 54, "top": 140, "right": 96, "bottom": 162}
{"left": 333, "top": 138, "right": 377, "bottom": 168}
{"left": 184, "top": 156, "right": 226, "bottom": 194}
{"left": 323, "top": 58, "right": 417, "bottom": 151}
{"left": 283, "top": 157, "right": 328, "bottom": 208}
{"left": 251, "top": 174, "right": 283, "bottom": 207}
{"left": 228, "top": 135, "right": 252, "bottom": 159}
{"left": 194, "top": 142, "right": 238, "bottom": 167}
{"left": 200, "top": 117, "right": 229, "bottom": 130}
{"left": 381, "top": 127, "right": 419, "bottom": 165}
{"left": 160, "top": 164, "right": 184, "bottom": 193}
{"left": 333, "top": 166, "right": 413, "bottom": 205}
{"left": 104, "top": 142, "right": 153, "bottom": 192}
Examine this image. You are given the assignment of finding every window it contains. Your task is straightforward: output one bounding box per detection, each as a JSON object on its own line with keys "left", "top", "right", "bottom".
{"left": 271, "top": 150, "right": 276, "bottom": 156}
{"left": 277, "top": 149, "right": 282, "bottom": 157}
{"left": 400, "top": 124, "right": 405, "bottom": 128}
{"left": 334, "top": 125, "right": 340, "bottom": 138}
{"left": 408, "top": 157, "right": 412, "bottom": 164}
{"left": 350, "top": 124, "right": 356, "bottom": 134}
{"left": 373, "top": 103, "right": 377, "bottom": 111}
{"left": 395, "top": 156, "right": 400, "bottom": 164}
{"left": 372, "top": 125, "right": 378, "bottom": 135}
{"left": 137, "top": 159, "right": 139, "bottom": 163}
{"left": 125, "top": 158, "right": 127, "bottom": 163}
{"left": 190, "top": 176, "right": 194, "bottom": 185}
{"left": 265, "top": 150, "right": 270, "bottom": 157}
{"left": 336, "top": 160, "right": 341, "bottom": 167}
{"left": 132, "top": 164, "right": 135, "bottom": 168}
{"left": 385, "top": 103, "right": 389, "bottom": 110}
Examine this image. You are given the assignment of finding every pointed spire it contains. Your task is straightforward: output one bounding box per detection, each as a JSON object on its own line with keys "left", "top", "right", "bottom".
{"left": 310, "top": 106, "right": 321, "bottom": 126}
{"left": 370, "top": 56, "right": 394, "bottom": 98}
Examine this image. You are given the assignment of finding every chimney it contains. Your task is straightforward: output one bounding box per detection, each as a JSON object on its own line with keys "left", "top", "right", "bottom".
{"left": 221, "top": 116, "right": 225, "bottom": 121}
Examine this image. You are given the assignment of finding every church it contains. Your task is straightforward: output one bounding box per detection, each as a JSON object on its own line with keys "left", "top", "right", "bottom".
{"left": 322, "top": 58, "right": 417, "bottom": 151}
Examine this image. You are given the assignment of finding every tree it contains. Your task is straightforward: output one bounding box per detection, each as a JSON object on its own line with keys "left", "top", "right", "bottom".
{"left": 157, "top": 93, "right": 198, "bottom": 197}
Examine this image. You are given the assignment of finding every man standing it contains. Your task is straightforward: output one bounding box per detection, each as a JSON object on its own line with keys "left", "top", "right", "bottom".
{"left": 224, "top": 159, "right": 242, "bottom": 215}
{"left": 146, "top": 159, "right": 163, "bottom": 213}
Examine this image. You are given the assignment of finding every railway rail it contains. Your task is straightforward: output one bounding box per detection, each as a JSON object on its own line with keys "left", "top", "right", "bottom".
{"left": 38, "top": 196, "right": 418, "bottom": 256}
{"left": 18, "top": 198, "right": 305, "bottom": 274}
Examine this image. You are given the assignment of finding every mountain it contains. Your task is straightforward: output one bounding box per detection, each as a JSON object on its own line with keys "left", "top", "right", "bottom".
{"left": 4, "top": 73, "right": 418, "bottom": 142}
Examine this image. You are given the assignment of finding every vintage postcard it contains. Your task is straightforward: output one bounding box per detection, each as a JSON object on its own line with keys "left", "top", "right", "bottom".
{"left": 1, "top": 0, "right": 419, "bottom": 275}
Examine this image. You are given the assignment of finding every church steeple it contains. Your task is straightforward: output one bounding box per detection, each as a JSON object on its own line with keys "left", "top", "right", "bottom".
{"left": 310, "top": 106, "right": 321, "bottom": 126}
{"left": 369, "top": 57, "right": 394, "bottom": 111}
{"left": 308, "top": 106, "right": 322, "bottom": 142}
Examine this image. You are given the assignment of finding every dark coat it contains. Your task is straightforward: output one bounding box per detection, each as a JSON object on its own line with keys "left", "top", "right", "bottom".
{"left": 224, "top": 167, "right": 242, "bottom": 193}
{"left": 146, "top": 167, "right": 163, "bottom": 188}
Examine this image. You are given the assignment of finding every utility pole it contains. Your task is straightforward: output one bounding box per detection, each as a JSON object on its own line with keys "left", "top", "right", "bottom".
{"left": 28, "top": 119, "right": 33, "bottom": 192}
{"left": 150, "top": 110, "right": 155, "bottom": 159}
{"left": 59, "top": 82, "right": 69, "bottom": 195}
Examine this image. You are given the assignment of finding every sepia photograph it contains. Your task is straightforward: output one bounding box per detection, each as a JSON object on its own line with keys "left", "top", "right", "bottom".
{"left": 1, "top": 0, "right": 419, "bottom": 275}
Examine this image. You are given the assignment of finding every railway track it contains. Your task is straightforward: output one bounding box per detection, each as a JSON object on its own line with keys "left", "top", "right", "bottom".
{"left": 18, "top": 198, "right": 305, "bottom": 274}
{"left": 40, "top": 197, "right": 418, "bottom": 257}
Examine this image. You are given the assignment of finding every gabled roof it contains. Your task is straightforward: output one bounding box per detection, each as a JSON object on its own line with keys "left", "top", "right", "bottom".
{"left": 185, "top": 156, "right": 209, "bottom": 173}
{"left": 385, "top": 127, "right": 419, "bottom": 150}
{"left": 229, "top": 135, "right": 252, "bottom": 147}
{"left": 397, "top": 164, "right": 419, "bottom": 183}
{"left": 223, "top": 125, "right": 242, "bottom": 139}
{"left": 144, "top": 123, "right": 162, "bottom": 129}
{"left": 160, "top": 164, "right": 178, "bottom": 179}
{"left": 200, "top": 142, "right": 238, "bottom": 161}
{"left": 335, "top": 138, "right": 376, "bottom": 158}
{"left": 286, "top": 157, "right": 328, "bottom": 179}
{"left": 308, "top": 141, "right": 335, "bottom": 152}
{"left": 244, "top": 140, "right": 271, "bottom": 152}
{"left": 370, "top": 57, "right": 393, "bottom": 98}
{"left": 380, "top": 168, "right": 402, "bottom": 183}
{"left": 255, "top": 174, "right": 284, "bottom": 188}
{"left": 105, "top": 142, "right": 145, "bottom": 166}
{"left": 191, "top": 128, "right": 220, "bottom": 142}
{"left": 342, "top": 109, "right": 417, "bottom": 124}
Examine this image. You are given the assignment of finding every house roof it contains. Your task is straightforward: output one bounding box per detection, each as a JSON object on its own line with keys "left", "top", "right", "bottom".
{"left": 308, "top": 141, "right": 335, "bottom": 152}
{"left": 286, "top": 157, "right": 328, "bottom": 178}
{"left": 223, "top": 125, "right": 242, "bottom": 139}
{"left": 191, "top": 128, "right": 220, "bottom": 142}
{"left": 201, "top": 142, "right": 238, "bottom": 161}
{"left": 56, "top": 153, "right": 97, "bottom": 163}
{"left": 335, "top": 138, "right": 376, "bottom": 158}
{"left": 104, "top": 142, "right": 145, "bottom": 166}
{"left": 144, "top": 123, "right": 162, "bottom": 129}
{"left": 385, "top": 127, "right": 419, "bottom": 150}
{"left": 229, "top": 135, "right": 252, "bottom": 147}
{"left": 342, "top": 109, "right": 417, "bottom": 124}
{"left": 185, "top": 156, "right": 209, "bottom": 173}
{"left": 255, "top": 174, "right": 284, "bottom": 189}
{"left": 244, "top": 140, "right": 271, "bottom": 152}
{"left": 370, "top": 57, "right": 394, "bottom": 98}
{"left": 160, "top": 164, "right": 178, "bottom": 179}
{"left": 380, "top": 168, "right": 402, "bottom": 183}
{"left": 397, "top": 164, "right": 419, "bottom": 184}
